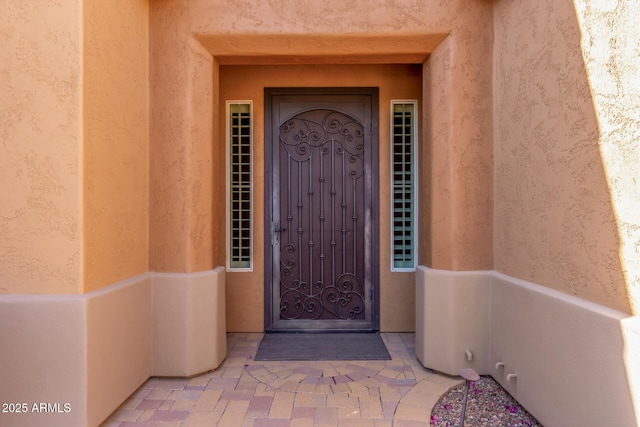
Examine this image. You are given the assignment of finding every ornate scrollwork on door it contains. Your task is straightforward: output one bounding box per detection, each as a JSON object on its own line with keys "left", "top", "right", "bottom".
{"left": 278, "top": 109, "right": 366, "bottom": 321}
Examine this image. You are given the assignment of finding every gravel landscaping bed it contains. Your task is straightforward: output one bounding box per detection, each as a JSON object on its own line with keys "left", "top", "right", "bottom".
{"left": 430, "top": 376, "right": 544, "bottom": 427}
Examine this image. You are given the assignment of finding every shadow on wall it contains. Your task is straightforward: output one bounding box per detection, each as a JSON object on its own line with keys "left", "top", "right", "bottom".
{"left": 493, "top": 0, "right": 633, "bottom": 316}
{"left": 572, "top": 0, "right": 640, "bottom": 317}
{"left": 493, "top": 0, "right": 639, "bottom": 423}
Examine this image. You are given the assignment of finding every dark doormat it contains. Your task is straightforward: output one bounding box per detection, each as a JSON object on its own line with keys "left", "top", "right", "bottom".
{"left": 254, "top": 333, "right": 391, "bottom": 361}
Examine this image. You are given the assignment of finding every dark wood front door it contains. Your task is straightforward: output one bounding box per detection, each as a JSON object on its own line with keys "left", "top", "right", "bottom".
{"left": 265, "top": 88, "right": 379, "bottom": 332}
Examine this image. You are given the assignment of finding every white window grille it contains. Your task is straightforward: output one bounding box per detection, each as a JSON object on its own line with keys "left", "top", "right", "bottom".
{"left": 227, "top": 102, "right": 253, "bottom": 271}
{"left": 391, "top": 101, "right": 418, "bottom": 271}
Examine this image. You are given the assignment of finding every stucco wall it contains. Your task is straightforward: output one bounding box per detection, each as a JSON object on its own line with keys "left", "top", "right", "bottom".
{"left": 149, "top": 0, "right": 494, "bottom": 280}
{"left": 83, "top": 0, "right": 149, "bottom": 292}
{"left": 0, "top": 1, "right": 82, "bottom": 294}
{"left": 149, "top": 6, "right": 215, "bottom": 273}
{"left": 0, "top": 0, "right": 150, "bottom": 295}
{"left": 494, "top": 0, "right": 640, "bottom": 314}
{"left": 574, "top": 0, "right": 640, "bottom": 314}
{"left": 219, "top": 64, "right": 421, "bottom": 332}
{"left": 424, "top": 23, "right": 494, "bottom": 272}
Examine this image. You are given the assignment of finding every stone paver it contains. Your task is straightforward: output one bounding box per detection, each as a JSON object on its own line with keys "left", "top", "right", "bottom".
{"left": 100, "top": 333, "right": 455, "bottom": 426}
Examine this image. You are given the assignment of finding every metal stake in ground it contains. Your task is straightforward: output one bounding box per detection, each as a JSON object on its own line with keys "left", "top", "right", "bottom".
{"left": 459, "top": 367, "right": 480, "bottom": 427}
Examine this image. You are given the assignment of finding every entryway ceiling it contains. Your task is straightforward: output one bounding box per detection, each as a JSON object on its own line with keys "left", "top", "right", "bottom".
{"left": 195, "top": 33, "right": 448, "bottom": 64}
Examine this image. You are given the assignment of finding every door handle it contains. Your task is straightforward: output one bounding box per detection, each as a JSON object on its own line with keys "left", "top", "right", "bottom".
{"left": 275, "top": 224, "right": 287, "bottom": 232}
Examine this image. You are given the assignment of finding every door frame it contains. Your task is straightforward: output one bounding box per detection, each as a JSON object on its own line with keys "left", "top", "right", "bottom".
{"left": 264, "top": 87, "right": 380, "bottom": 332}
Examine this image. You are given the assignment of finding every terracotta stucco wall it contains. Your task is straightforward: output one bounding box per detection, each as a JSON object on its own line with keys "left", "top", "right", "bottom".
{"left": 219, "top": 64, "right": 421, "bottom": 332}
{"left": 83, "top": 0, "right": 149, "bottom": 292}
{"left": 0, "top": 1, "right": 82, "bottom": 294}
{"left": 575, "top": 0, "right": 640, "bottom": 314}
{"left": 1, "top": 0, "right": 149, "bottom": 295}
{"left": 149, "top": 5, "right": 215, "bottom": 273}
{"left": 149, "top": 0, "right": 494, "bottom": 279}
{"left": 494, "top": 0, "right": 640, "bottom": 314}
{"left": 422, "top": 14, "right": 494, "bottom": 272}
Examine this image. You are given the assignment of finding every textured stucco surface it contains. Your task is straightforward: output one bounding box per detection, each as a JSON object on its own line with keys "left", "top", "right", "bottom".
{"left": 425, "top": 17, "right": 494, "bottom": 272}
{"left": 1, "top": 2, "right": 638, "bottom": 424}
{"left": 149, "top": 6, "right": 214, "bottom": 273}
{"left": 0, "top": 1, "right": 81, "bottom": 294}
{"left": 83, "top": 0, "right": 149, "bottom": 292}
{"left": 1, "top": 0, "right": 150, "bottom": 295}
{"left": 494, "top": 0, "right": 640, "bottom": 313}
{"left": 5, "top": 0, "right": 635, "bottom": 318}
{"left": 149, "top": 0, "right": 494, "bottom": 278}
{"left": 574, "top": 0, "right": 640, "bottom": 314}
{"left": 220, "top": 64, "right": 421, "bottom": 332}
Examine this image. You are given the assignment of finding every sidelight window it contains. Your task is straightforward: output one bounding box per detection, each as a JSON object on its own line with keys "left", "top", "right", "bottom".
{"left": 391, "top": 101, "right": 418, "bottom": 271}
{"left": 227, "top": 102, "right": 253, "bottom": 271}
